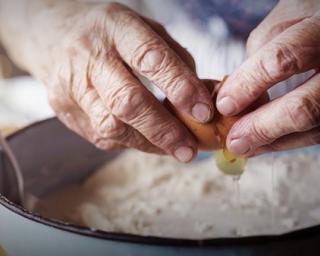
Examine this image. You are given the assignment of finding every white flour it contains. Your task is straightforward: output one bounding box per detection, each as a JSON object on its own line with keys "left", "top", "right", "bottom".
{"left": 33, "top": 148, "right": 320, "bottom": 239}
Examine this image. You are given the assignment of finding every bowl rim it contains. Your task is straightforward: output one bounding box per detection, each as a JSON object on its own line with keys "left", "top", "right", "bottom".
{"left": 1, "top": 118, "right": 320, "bottom": 247}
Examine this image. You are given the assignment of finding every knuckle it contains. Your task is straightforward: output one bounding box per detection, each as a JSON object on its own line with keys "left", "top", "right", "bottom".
{"left": 166, "top": 76, "right": 196, "bottom": 107}
{"left": 238, "top": 75, "right": 266, "bottom": 100}
{"left": 233, "top": 68, "right": 266, "bottom": 101}
{"left": 273, "top": 44, "right": 299, "bottom": 74}
{"left": 109, "top": 85, "right": 148, "bottom": 121}
{"left": 285, "top": 96, "right": 320, "bottom": 131}
{"left": 250, "top": 116, "right": 275, "bottom": 144}
{"left": 133, "top": 43, "right": 168, "bottom": 74}
{"left": 255, "top": 57, "right": 276, "bottom": 84}
{"left": 130, "top": 39, "right": 192, "bottom": 95}
{"left": 262, "top": 43, "right": 299, "bottom": 81}
{"left": 96, "top": 115, "right": 129, "bottom": 140}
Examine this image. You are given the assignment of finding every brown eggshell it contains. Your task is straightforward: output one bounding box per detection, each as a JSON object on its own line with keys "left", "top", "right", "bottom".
{"left": 164, "top": 77, "right": 269, "bottom": 151}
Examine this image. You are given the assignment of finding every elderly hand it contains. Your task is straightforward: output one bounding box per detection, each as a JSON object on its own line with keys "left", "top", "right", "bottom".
{"left": 216, "top": 0, "right": 320, "bottom": 156}
{"left": 0, "top": 1, "right": 214, "bottom": 162}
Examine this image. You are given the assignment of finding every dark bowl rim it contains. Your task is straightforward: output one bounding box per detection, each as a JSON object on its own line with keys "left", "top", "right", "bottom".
{"left": 1, "top": 117, "right": 320, "bottom": 247}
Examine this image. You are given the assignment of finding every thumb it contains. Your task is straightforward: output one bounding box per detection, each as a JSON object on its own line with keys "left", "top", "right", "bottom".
{"left": 245, "top": 0, "right": 314, "bottom": 57}
{"left": 246, "top": 17, "right": 302, "bottom": 57}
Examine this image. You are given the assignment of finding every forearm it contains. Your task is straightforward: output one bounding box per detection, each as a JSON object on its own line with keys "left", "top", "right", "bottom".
{"left": 0, "top": 0, "right": 87, "bottom": 77}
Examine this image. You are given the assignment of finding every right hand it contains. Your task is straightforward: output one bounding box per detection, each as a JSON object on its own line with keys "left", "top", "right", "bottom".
{"left": 20, "top": 2, "right": 214, "bottom": 162}
{"left": 216, "top": 0, "right": 320, "bottom": 156}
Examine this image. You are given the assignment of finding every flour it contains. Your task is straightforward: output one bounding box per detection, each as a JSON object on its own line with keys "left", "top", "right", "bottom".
{"left": 33, "top": 148, "right": 320, "bottom": 239}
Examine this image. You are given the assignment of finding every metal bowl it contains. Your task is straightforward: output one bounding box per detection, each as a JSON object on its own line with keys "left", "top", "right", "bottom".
{"left": 1, "top": 118, "right": 320, "bottom": 256}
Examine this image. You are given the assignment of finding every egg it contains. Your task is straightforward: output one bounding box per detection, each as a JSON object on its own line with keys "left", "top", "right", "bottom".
{"left": 164, "top": 77, "right": 269, "bottom": 151}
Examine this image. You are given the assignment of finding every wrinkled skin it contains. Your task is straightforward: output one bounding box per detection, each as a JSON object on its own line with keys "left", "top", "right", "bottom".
{"left": 0, "top": 1, "right": 215, "bottom": 162}
{"left": 2, "top": 0, "right": 320, "bottom": 160}
{"left": 217, "top": 0, "right": 320, "bottom": 156}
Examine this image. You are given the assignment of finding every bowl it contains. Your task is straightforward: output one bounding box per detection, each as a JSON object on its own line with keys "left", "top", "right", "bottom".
{"left": 1, "top": 118, "right": 320, "bottom": 256}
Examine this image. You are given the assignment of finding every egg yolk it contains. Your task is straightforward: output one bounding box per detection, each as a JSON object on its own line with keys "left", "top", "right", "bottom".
{"left": 215, "top": 149, "right": 247, "bottom": 176}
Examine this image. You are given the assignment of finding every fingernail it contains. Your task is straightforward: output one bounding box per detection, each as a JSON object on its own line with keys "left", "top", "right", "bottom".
{"left": 229, "top": 138, "right": 251, "bottom": 155}
{"left": 217, "top": 96, "right": 236, "bottom": 115}
{"left": 192, "top": 103, "right": 212, "bottom": 122}
{"left": 174, "top": 146, "right": 194, "bottom": 162}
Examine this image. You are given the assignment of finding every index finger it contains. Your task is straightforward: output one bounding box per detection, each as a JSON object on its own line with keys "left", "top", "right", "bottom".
{"left": 226, "top": 72, "right": 320, "bottom": 156}
{"left": 217, "top": 14, "right": 320, "bottom": 116}
{"left": 107, "top": 3, "right": 214, "bottom": 123}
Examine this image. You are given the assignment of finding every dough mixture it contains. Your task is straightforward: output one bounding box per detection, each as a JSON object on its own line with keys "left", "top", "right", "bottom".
{"left": 32, "top": 148, "right": 320, "bottom": 239}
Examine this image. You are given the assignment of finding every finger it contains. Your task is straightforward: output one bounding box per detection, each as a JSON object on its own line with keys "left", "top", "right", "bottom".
{"left": 246, "top": 0, "right": 310, "bottom": 57}
{"left": 88, "top": 56, "right": 198, "bottom": 162}
{"left": 108, "top": 3, "right": 213, "bottom": 123}
{"left": 142, "top": 17, "right": 196, "bottom": 70}
{"left": 74, "top": 85, "right": 165, "bottom": 155}
{"left": 246, "top": 17, "right": 305, "bottom": 57}
{"left": 217, "top": 14, "right": 320, "bottom": 116}
{"left": 226, "top": 72, "right": 320, "bottom": 156}
{"left": 247, "top": 0, "right": 320, "bottom": 57}
{"left": 252, "top": 126, "right": 320, "bottom": 156}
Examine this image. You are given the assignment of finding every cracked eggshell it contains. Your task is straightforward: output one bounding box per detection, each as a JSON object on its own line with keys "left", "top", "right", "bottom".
{"left": 164, "top": 79, "right": 269, "bottom": 151}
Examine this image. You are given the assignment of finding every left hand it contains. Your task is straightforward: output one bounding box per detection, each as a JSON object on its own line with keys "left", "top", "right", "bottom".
{"left": 216, "top": 0, "right": 320, "bottom": 156}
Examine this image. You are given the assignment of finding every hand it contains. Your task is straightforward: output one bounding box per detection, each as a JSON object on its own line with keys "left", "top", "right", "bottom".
{"left": 216, "top": 0, "right": 320, "bottom": 156}
{"left": 1, "top": 2, "right": 214, "bottom": 162}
